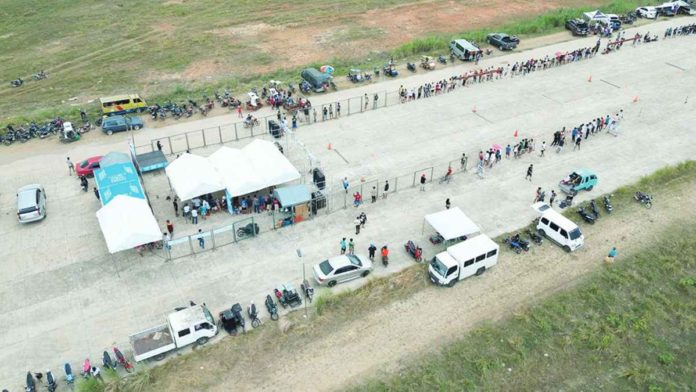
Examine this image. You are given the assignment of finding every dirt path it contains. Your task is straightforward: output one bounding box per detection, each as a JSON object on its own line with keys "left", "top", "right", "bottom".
{"left": 200, "top": 181, "right": 696, "bottom": 392}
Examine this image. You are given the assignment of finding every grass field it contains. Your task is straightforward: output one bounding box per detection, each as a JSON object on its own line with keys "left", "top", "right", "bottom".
{"left": 75, "top": 161, "right": 696, "bottom": 392}
{"left": 0, "top": 0, "right": 649, "bottom": 127}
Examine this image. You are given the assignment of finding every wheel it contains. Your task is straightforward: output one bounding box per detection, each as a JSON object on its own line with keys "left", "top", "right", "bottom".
{"left": 645, "top": 202, "right": 652, "bottom": 209}
{"left": 251, "top": 318, "right": 261, "bottom": 328}
{"left": 137, "top": 125, "right": 143, "bottom": 130}
{"left": 447, "top": 279, "right": 457, "bottom": 288}
{"left": 153, "top": 353, "right": 167, "bottom": 361}
{"left": 106, "top": 130, "right": 113, "bottom": 136}
{"left": 361, "top": 270, "right": 370, "bottom": 278}
{"left": 589, "top": 219, "right": 595, "bottom": 225}
{"left": 196, "top": 337, "right": 209, "bottom": 345}
{"left": 587, "top": 185, "right": 594, "bottom": 191}
{"left": 236, "top": 228, "right": 246, "bottom": 238}
{"left": 327, "top": 280, "right": 337, "bottom": 287}
{"left": 270, "top": 312, "right": 279, "bottom": 321}
{"left": 514, "top": 247, "right": 521, "bottom": 254}
{"left": 475, "top": 267, "right": 486, "bottom": 276}
{"left": 563, "top": 245, "right": 571, "bottom": 253}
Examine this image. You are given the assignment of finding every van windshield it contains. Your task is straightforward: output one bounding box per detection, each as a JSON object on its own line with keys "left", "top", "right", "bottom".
{"left": 430, "top": 257, "right": 448, "bottom": 277}
{"left": 569, "top": 228, "right": 582, "bottom": 240}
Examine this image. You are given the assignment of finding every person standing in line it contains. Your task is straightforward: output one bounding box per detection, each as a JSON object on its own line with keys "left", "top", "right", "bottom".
{"left": 173, "top": 198, "right": 179, "bottom": 217}
{"left": 539, "top": 141, "right": 546, "bottom": 157}
{"left": 336, "top": 102, "right": 341, "bottom": 117}
{"left": 313, "top": 108, "right": 317, "bottom": 123}
{"left": 342, "top": 177, "right": 349, "bottom": 193}
{"left": 370, "top": 186, "right": 377, "bottom": 203}
{"left": 445, "top": 198, "right": 451, "bottom": 209}
{"left": 328, "top": 104, "right": 333, "bottom": 119}
{"left": 157, "top": 140, "right": 163, "bottom": 151}
{"left": 525, "top": 164, "right": 534, "bottom": 181}
{"left": 574, "top": 136, "right": 582, "bottom": 151}
{"left": 93, "top": 187, "right": 100, "bottom": 200}
{"left": 348, "top": 238, "right": 355, "bottom": 255}
{"left": 383, "top": 180, "right": 389, "bottom": 199}
{"left": 354, "top": 217, "right": 361, "bottom": 235}
{"left": 67, "top": 157, "right": 74, "bottom": 176}
{"left": 368, "top": 243, "right": 377, "bottom": 260}
{"left": 549, "top": 190, "right": 557, "bottom": 206}
{"left": 166, "top": 220, "right": 174, "bottom": 235}
{"left": 197, "top": 229, "right": 205, "bottom": 249}
{"left": 505, "top": 144, "right": 511, "bottom": 159}
{"left": 340, "top": 238, "right": 347, "bottom": 254}
{"left": 191, "top": 208, "right": 198, "bottom": 224}
{"left": 359, "top": 212, "right": 367, "bottom": 228}
{"left": 420, "top": 174, "right": 426, "bottom": 191}
{"left": 364, "top": 93, "right": 369, "bottom": 110}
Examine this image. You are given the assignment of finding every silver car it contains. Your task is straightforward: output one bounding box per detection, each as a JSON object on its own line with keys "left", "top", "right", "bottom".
{"left": 313, "top": 254, "right": 373, "bottom": 287}
{"left": 17, "top": 184, "right": 47, "bottom": 223}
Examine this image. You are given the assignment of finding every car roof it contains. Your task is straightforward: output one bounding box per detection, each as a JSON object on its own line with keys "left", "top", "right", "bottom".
{"left": 17, "top": 184, "right": 41, "bottom": 207}
{"left": 99, "top": 94, "right": 141, "bottom": 103}
{"left": 575, "top": 168, "right": 595, "bottom": 177}
{"left": 328, "top": 254, "right": 364, "bottom": 268}
{"left": 18, "top": 184, "right": 41, "bottom": 193}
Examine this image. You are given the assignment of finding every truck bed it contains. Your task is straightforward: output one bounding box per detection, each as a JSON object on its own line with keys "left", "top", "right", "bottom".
{"left": 129, "top": 324, "right": 175, "bottom": 362}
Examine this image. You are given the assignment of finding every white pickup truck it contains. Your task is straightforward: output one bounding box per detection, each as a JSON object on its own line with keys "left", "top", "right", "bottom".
{"left": 129, "top": 305, "right": 218, "bottom": 362}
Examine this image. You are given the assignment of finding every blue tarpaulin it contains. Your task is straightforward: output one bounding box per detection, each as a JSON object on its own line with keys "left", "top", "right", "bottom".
{"left": 273, "top": 184, "right": 311, "bottom": 208}
{"left": 94, "top": 162, "right": 145, "bottom": 206}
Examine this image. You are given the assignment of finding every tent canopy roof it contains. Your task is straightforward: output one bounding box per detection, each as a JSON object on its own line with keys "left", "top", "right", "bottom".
{"left": 100, "top": 151, "right": 131, "bottom": 168}
{"left": 165, "top": 153, "right": 225, "bottom": 201}
{"left": 96, "top": 195, "right": 162, "bottom": 253}
{"left": 94, "top": 162, "right": 145, "bottom": 206}
{"left": 424, "top": 207, "right": 480, "bottom": 241}
{"left": 274, "top": 184, "right": 311, "bottom": 207}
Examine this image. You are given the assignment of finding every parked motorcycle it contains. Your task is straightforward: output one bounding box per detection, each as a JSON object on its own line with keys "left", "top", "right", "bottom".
{"left": 80, "top": 176, "right": 88, "bottom": 192}
{"left": 26, "top": 371, "right": 36, "bottom": 392}
{"left": 590, "top": 199, "right": 601, "bottom": 218}
{"left": 504, "top": 236, "right": 526, "bottom": 254}
{"left": 604, "top": 194, "right": 613, "bottom": 214}
{"left": 10, "top": 77, "right": 23, "bottom": 87}
{"left": 511, "top": 234, "right": 531, "bottom": 252}
{"left": 301, "top": 279, "right": 314, "bottom": 303}
{"left": 525, "top": 229, "right": 543, "bottom": 245}
{"left": 438, "top": 55, "right": 447, "bottom": 64}
{"left": 47, "top": 369, "right": 57, "bottom": 392}
{"left": 577, "top": 207, "right": 596, "bottom": 224}
{"left": 248, "top": 301, "right": 261, "bottom": 328}
{"left": 407, "top": 62, "right": 417, "bottom": 72}
{"left": 634, "top": 191, "right": 653, "bottom": 209}
{"left": 113, "top": 347, "right": 133, "bottom": 373}
{"left": 33, "top": 70, "right": 47, "bottom": 80}
{"left": 404, "top": 240, "right": 423, "bottom": 262}
{"left": 231, "top": 303, "right": 246, "bottom": 333}
{"left": 64, "top": 363, "right": 75, "bottom": 384}
{"left": 236, "top": 222, "right": 260, "bottom": 238}
{"left": 265, "top": 294, "right": 279, "bottom": 320}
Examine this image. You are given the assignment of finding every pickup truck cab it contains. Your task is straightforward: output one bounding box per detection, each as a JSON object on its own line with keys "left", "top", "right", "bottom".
{"left": 130, "top": 305, "right": 217, "bottom": 362}
{"left": 101, "top": 115, "right": 144, "bottom": 135}
{"left": 565, "top": 19, "right": 589, "bottom": 36}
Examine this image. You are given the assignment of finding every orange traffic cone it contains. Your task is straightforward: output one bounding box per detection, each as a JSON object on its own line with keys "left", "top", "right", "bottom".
{"left": 327, "top": 143, "right": 332, "bottom": 150}
{"left": 633, "top": 95, "right": 639, "bottom": 103}
{"left": 588, "top": 75, "right": 592, "bottom": 82}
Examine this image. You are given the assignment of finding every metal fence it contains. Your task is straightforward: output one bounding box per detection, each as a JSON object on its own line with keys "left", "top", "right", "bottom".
{"left": 135, "top": 89, "right": 404, "bottom": 156}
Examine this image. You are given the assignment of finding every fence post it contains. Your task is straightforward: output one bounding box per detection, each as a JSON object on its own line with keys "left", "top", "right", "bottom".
{"left": 168, "top": 136, "right": 173, "bottom": 155}
{"left": 384, "top": 90, "right": 387, "bottom": 106}
{"left": 234, "top": 123, "right": 239, "bottom": 141}
{"left": 412, "top": 172, "right": 417, "bottom": 187}
{"left": 218, "top": 126, "right": 222, "bottom": 143}
{"left": 201, "top": 129, "right": 207, "bottom": 147}
{"left": 185, "top": 133, "right": 190, "bottom": 151}
{"left": 360, "top": 96, "right": 363, "bottom": 112}
{"left": 348, "top": 98, "right": 351, "bottom": 115}
{"left": 210, "top": 229, "right": 216, "bottom": 250}
{"left": 233, "top": 223, "right": 238, "bottom": 243}
{"left": 187, "top": 235, "right": 194, "bottom": 255}
{"left": 395, "top": 177, "right": 398, "bottom": 193}
{"left": 429, "top": 167, "right": 434, "bottom": 183}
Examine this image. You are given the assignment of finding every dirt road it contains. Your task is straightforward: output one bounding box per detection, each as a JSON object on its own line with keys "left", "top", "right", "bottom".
{"left": 199, "top": 180, "right": 696, "bottom": 392}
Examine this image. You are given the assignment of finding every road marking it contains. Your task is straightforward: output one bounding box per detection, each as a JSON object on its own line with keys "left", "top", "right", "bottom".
{"left": 600, "top": 79, "right": 621, "bottom": 89}
{"left": 333, "top": 149, "right": 349, "bottom": 164}
{"left": 541, "top": 94, "right": 560, "bottom": 104}
{"left": 665, "top": 62, "right": 686, "bottom": 71}
{"left": 473, "top": 111, "right": 493, "bottom": 123}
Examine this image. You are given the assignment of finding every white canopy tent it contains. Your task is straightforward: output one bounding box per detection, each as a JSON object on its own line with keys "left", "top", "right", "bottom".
{"left": 96, "top": 195, "right": 162, "bottom": 254}
{"left": 165, "top": 153, "right": 225, "bottom": 201}
{"left": 423, "top": 207, "right": 481, "bottom": 241}
{"left": 209, "top": 139, "right": 301, "bottom": 198}
{"left": 583, "top": 10, "right": 609, "bottom": 23}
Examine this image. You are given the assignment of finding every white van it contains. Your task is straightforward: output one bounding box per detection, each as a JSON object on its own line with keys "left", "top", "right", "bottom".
{"left": 532, "top": 202, "right": 584, "bottom": 252}
{"left": 428, "top": 235, "right": 499, "bottom": 287}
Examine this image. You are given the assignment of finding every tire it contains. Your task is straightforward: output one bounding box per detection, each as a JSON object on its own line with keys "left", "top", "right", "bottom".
{"left": 196, "top": 337, "right": 209, "bottom": 345}
{"left": 106, "top": 130, "right": 113, "bottom": 136}
{"left": 514, "top": 247, "right": 521, "bottom": 254}
{"left": 327, "top": 280, "right": 337, "bottom": 287}
{"left": 361, "top": 270, "right": 370, "bottom": 278}
{"left": 236, "top": 228, "right": 246, "bottom": 238}
{"left": 137, "top": 125, "right": 143, "bottom": 130}
{"left": 251, "top": 318, "right": 261, "bottom": 328}
{"left": 153, "top": 353, "right": 167, "bottom": 361}
{"left": 587, "top": 185, "right": 594, "bottom": 191}
{"left": 589, "top": 219, "right": 595, "bottom": 225}
{"left": 563, "top": 245, "right": 571, "bottom": 253}
{"left": 447, "top": 279, "right": 457, "bottom": 288}
{"left": 645, "top": 202, "right": 652, "bottom": 209}
{"left": 270, "top": 312, "right": 279, "bottom": 321}
{"left": 475, "top": 267, "right": 486, "bottom": 276}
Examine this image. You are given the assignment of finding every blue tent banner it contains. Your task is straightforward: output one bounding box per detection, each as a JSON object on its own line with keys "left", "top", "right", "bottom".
{"left": 94, "top": 162, "right": 145, "bottom": 206}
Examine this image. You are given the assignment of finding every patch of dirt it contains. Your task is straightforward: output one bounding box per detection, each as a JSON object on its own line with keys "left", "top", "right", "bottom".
{"left": 152, "top": 22, "right": 176, "bottom": 34}
{"left": 181, "top": 59, "right": 226, "bottom": 81}
{"left": 199, "top": 181, "right": 696, "bottom": 392}
{"left": 163, "top": 0, "right": 186, "bottom": 5}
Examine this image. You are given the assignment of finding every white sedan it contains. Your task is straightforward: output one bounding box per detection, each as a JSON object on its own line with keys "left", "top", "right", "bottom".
{"left": 313, "top": 254, "right": 373, "bottom": 287}
{"left": 636, "top": 6, "right": 657, "bottom": 18}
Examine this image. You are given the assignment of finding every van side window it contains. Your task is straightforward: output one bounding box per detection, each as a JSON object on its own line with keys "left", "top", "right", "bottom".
{"left": 447, "top": 266, "right": 458, "bottom": 277}
{"left": 486, "top": 249, "right": 497, "bottom": 258}
{"left": 133, "top": 98, "right": 142, "bottom": 103}
{"left": 541, "top": 217, "right": 549, "bottom": 225}
{"left": 35, "top": 190, "right": 40, "bottom": 204}
{"left": 560, "top": 229, "right": 568, "bottom": 238}
{"left": 464, "top": 259, "right": 474, "bottom": 267}
{"left": 115, "top": 99, "right": 131, "bottom": 105}
{"left": 103, "top": 101, "right": 114, "bottom": 107}
{"left": 550, "top": 222, "right": 560, "bottom": 231}
{"left": 475, "top": 254, "right": 486, "bottom": 262}
{"left": 178, "top": 328, "right": 191, "bottom": 338}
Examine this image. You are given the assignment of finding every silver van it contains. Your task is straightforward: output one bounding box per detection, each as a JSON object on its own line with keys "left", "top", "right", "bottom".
{"left": 532, "top": 202, "right": 584, "bottom": 252}
{"left": 17, "top": 184, "right": 47, "bottom": 223}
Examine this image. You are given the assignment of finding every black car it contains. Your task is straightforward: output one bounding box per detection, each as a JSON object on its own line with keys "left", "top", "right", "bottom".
{"left": 565, "top": 19, "right": 589, "bottom": 36}
{"left": 486, "top": 33, "right": 519, "bottom": 50}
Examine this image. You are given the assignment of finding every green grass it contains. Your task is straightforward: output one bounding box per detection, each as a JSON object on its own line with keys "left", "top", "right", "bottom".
{"left": 0, "top": 0, "right": 655, "bottom": 130}
{"left": 354, "top": 221, "right": 696, "bottom": 391}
